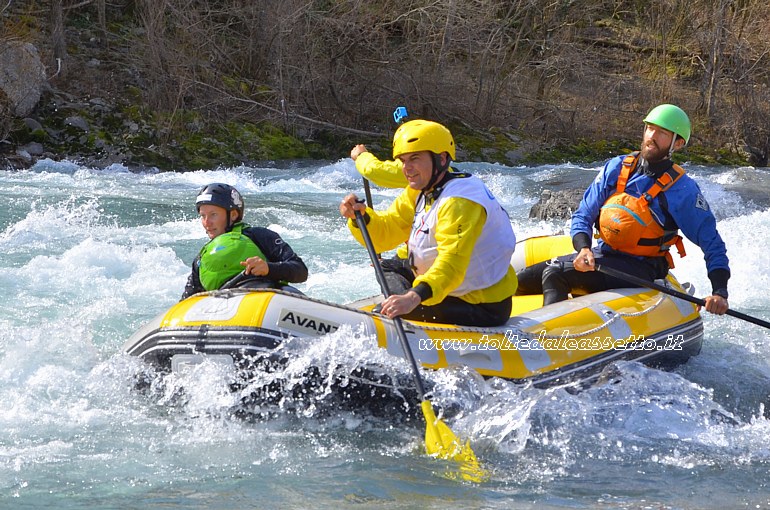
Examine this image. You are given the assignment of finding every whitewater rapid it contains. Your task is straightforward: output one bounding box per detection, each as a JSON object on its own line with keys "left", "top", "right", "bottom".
{"left": 1, "top": 158, "right": 769, "bottom": 509}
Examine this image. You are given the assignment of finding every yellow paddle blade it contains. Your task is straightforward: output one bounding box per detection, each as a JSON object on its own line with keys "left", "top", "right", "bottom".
{"left": 421, "top": 400, "right": 488, "bottom": 482}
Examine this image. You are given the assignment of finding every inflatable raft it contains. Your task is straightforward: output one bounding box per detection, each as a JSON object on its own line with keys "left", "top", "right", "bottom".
{"left": 123, "top": 235, "right": 703, "bottom": 389}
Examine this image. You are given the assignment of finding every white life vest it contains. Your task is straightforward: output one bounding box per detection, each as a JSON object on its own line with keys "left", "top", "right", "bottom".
{"left": 408, "top": 175, "right": 516, "bottom": 296}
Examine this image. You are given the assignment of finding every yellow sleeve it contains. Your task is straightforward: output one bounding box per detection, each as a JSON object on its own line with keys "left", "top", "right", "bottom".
{"left": 346, "top": 187, "right": 417, "bottom": 254}
{"left": 355, "top": 152, "right": 407, "bottom": 189}
{"left": 414, "top": 197, "right": 486, "bottom": 305}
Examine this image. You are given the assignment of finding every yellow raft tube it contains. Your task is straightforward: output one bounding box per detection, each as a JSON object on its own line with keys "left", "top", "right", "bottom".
{"left": 124, "top": 235, "right": 703, "bottom": 388}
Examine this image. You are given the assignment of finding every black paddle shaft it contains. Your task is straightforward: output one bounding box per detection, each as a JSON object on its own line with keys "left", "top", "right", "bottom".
{"left": 220, "top": 270, "right": 247, "bottom": 290}
{"left": 354, "top": 209, "right": 428, "bottom": 399}
{"left": 596, "top": 264, "right": 770, "bottom": 330}
{"left": 363, "top": 178, "right": 374, "bottom": 209}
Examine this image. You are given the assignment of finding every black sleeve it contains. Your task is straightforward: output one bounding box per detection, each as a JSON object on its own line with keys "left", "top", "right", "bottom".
{"left": 708, "top": 268, "right": 730, "bottom": 298}
{"left": 412, "top": 282, "right": 433, "bottom": 302}
{"left": 245, "top": 227, "right": 309, "bottom": 284}
{"left": 572, "top": 232, "right": 592, "bottom": 252}
{"left": 180, "top": 257, "right": 204, "bottom": 300}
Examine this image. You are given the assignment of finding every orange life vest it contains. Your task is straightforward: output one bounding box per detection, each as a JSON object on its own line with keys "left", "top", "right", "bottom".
{"left": 598, "top": 152, "right": 687, "bottom": 268}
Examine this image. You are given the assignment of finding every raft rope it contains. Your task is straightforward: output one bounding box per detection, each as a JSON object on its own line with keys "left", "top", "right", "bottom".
{"left": 556, "top": 294, "right": 667, "bottom": 339}
{"left": 205, "top": 286, "right": 673, "bottom": 341}
{"left": 418, "top": 293, "right": 668, "bottom": 339}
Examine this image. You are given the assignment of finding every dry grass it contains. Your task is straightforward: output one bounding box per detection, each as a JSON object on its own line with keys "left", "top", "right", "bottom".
{"left": 2, "top": 0, "right": 769, "bottom": 164}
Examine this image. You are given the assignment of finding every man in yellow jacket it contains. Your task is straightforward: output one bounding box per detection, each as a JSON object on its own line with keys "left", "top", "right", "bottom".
{"left": 350, "top": 143, "right": 407, "bottom": 188}
{"left": 340, "top": 120, "right": 518, "bottom": 326}
{"left": 351, "top": 144, "right": 409, "bottom": 260}
{"left": 349, "top": 105, "right": 410, "bottom": 189}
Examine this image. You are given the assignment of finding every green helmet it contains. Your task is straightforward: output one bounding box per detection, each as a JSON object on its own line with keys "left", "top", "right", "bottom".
{"left": 392, "top": 120, "right": 456, "bottom": 160}
{"left": 643, "top": 104, "right": 691, "bottom": 144}
{"left": 198, "top": 225, "right": 265, "bottom": 291}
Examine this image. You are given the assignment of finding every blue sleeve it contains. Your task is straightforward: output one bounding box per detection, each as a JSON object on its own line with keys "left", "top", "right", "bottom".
{"left": 664, "top": 177, "right": 730, "bottom": 275}
{"left": 570, "top": 156, "right": 623, "bottom": 240}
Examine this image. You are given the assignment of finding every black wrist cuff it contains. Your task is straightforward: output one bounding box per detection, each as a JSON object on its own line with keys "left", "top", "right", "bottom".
{"left": 708, "top": 268, "right": 730, "bottom": 296}
{"left": 412, "top": 282, "right": 432, "bottom": 302}
{"left": 713, "top": 288, "right": 729, "bottom": 299}
{"left": 572, "top": 232, "right": 591, "bottom": 252}
{"left": 351, "top": 212, "right": 371, "bottom": 228}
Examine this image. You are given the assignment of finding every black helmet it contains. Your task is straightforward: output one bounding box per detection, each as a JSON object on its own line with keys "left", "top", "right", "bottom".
{"left": 195, "top": 183, "right": 245, "bottom": 223}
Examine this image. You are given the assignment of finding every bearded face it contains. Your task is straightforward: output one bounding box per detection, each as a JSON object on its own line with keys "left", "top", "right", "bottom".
{"left": 640, "top": 123, "right": 677, "bottom": 162}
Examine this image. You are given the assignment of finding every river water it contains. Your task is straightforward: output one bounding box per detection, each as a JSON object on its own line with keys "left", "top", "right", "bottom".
{"left": 1, "top": 157, "right": 769, "bottom": 509}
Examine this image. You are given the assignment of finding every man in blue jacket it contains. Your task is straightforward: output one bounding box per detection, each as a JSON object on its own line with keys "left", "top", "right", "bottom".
{"left": 519, "top": 104, "right": 729, "bottom": 315}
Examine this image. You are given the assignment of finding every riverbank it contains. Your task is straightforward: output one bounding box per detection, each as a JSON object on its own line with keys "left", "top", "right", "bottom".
{"left": 2, "top": 86, "right": 751, "bottom": 172}
{"left": 1, "top": 2, "right": 762, "bottom": 172}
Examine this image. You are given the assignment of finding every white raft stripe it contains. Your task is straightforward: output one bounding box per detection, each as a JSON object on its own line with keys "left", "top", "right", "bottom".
{"left": 184, "top": 294, "right": 247, "bottom": 322}
{"left": 669, "top": 293, "right": 698, "bottom": 317}
{"left": 384, "top": 326, "right": 440, "bottom": 365}
{"left": 588, "top": 303, "right": 633, "bottom": 341}
{"left": 518, "top": 339, "right": 553, "bottom": 372}
{"left": 505, "top": 316, "right": 541, "bottom": 331}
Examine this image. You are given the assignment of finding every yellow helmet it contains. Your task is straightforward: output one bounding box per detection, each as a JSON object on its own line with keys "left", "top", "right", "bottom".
{"left": 392, "top": 120, "right": 456, "bottom": 160}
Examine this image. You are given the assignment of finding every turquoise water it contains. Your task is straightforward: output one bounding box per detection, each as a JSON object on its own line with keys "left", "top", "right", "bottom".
{"left": 1, "top": 158, "right": 770, "bottom": 509}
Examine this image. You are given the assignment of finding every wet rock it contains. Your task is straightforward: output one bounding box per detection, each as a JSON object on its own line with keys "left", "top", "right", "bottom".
{"left": 88, "top": 97, "right": 111, "bottom": 111}
{"left": 19, "top": 142, "right": 45, "bottom": 156}
{"left": 0, "top": 88, "right": 10, "bottom": 141}
{"left": 745, "top": 145, "right": 768, "bottom": 167}
{"left": 529, "top": 188, "right": 584, "bottom": 220}
{"left": 505, "top": 148, "right": 526, "bottom": 164}
{"left": 14, "top": 148, "right": 33, "bottom": 165}
{"left": 0, "top": 42, "right": 47, "bottom": 117}
{"left": 22, "top": 117, "right": 44, "bottom": 132}
{"left": 65, "top": 115, "right": 90, "bottom": 132}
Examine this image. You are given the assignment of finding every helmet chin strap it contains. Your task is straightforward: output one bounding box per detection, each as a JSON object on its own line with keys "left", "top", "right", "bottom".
{"left": 667, "top": 136, "right": 678, "bottom": 158}
{"left": 423, "top": 153, "right": 450, "bottom": 193}
{"left": 225, "top": 210, "right": 238, "bottom": 233}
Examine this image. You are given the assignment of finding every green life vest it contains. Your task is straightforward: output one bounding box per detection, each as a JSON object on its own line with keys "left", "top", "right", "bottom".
{"left": 199, "top": 224, "right": 266, "bottom": 291}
